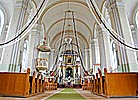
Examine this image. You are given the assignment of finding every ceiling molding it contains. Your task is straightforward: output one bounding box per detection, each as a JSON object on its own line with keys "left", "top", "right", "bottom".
{"left": 46, "top": 17, "right": 92, "bottom": 36}
{"left": 50, "top": 30, "right": 89, "bottom": 49}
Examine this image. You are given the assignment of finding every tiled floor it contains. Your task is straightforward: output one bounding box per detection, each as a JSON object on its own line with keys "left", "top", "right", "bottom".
{"left": 76, "top": 89, "right": 138, "bottom": 100}
{"left": 0, "top": 89, "right": 138, "bottom": 100}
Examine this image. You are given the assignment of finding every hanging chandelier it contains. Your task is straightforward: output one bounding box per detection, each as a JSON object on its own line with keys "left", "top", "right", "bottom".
{"left": 37, "top": 37, "right": 51, "bottom": 52}
{"left": 50, "top": 10, "right": 90, "bottom": 77}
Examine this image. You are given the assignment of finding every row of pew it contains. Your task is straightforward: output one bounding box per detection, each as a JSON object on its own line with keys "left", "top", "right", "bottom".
{"left": 0, "top": 68, "right": 57, "bottom": 97}
{"left": 43, "top": 78, "right": 57, "bottom": 91}
{"left": 82, "top": 68, "right": 138, "bottom": 98}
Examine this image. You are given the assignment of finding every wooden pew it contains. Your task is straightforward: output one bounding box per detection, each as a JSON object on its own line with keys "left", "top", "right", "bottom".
{"left": 35, "top": 74, "right": 40, "bottom": 93}
{"left": 91, "top": 75, "right": 95, "bottom": 93}
{"left": 103, "top": 68, "right": 107, "bottom": 95}
{"left": 89, "top": 78, "right": 92, "bottom": 92}
{"left": 105, "top": 72, "right": 138, "bottom": 97}
{"left": 98, "top": 68, "right": 106, "bottom": 95}
{"left": 82, "top": 78, "right": 88, "bottom": 90}
{"left": 29, "top": 71, "right": 36, "bottom": 95}
{"left": 91, "top": 67, "right": 138, "bottom": 98}
{"left": 0, "top": 68, "right": 30, "bottom": 97}
{"left": 95, "top": 73, "right": 100, "bottom": 94}
{"left": 43, "top": 77, "right": 57, "bottom": 91}
{"left": 93, "top": 75, "right": 97, "bottom": 93}
{"left": 39, "top": 74, "right": 43, "bottom": 93}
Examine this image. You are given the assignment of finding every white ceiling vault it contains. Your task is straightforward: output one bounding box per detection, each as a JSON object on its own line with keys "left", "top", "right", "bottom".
{"left": 38, "top": 0, "right": 138, "bottom": 49}
{"left": 0, "top": 0, "right": 138, "bottom": 50}
{"left": 41, "top": 0, "right": 97, "bottom": 49}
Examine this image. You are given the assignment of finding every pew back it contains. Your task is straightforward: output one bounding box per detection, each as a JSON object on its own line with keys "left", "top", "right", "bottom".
{"left": 105, "top": 73, "right": 138, "bottom": 97}
{"left": 0, "top": 72, "right": 30, "bottom": 97}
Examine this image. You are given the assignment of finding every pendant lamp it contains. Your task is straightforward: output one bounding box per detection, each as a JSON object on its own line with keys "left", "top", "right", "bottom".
{"left": 37, "top": 37, "right": 51, "bottom": 52}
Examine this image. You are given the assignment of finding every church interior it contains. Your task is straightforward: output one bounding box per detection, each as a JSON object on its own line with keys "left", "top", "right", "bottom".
{"left": 0, "top": 0, "right": 138, "bottom": 99}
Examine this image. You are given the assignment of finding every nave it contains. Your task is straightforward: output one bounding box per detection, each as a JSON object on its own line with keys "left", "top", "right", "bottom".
{"left": 0, "top": 88, "right": 137, "bottom": 100}
{"left": 0, "top": 0, "right": 138, "bottom": 99}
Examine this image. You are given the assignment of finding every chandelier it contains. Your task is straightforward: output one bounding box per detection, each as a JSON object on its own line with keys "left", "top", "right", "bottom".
{"left": 37, "top": 37, "right": 51, "bottom": 52}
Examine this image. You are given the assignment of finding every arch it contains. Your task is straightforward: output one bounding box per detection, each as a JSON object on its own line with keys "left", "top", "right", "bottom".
{"left": 47, "top": 18, "right": 92, "bottom": 36}
{"left": 30, "top": 0, "right": 37, "bottom": 8}
{"left": 41, "top": 0, "right": 93, "bottom": 37}
{"left": 101, "top": 1, "right": 111, "bottom": 25}
{"left": 41, "top": 0, "right": 88, "bottom": 19}
{"left": 28, "top": 0, "right": 37, "bottom": 21}
{"left": 50, "top": 30, "right": 89, "bottom": 49}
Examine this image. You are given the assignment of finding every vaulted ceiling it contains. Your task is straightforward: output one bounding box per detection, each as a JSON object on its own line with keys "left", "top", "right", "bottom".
{"left": 0, "top": 0, "right": 138, "bottom": 50}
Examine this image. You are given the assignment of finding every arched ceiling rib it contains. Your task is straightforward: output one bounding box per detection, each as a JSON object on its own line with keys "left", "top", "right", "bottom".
{"left": 40, "top": 0, "right": 96, "bottom": 49}
{"left": 47, "top": 18, "right": 91, "bottom": 37}
{"left": 50, "top": 30, "right": 89, "bottom": 49}
{"left": 38, "top": 0, "right": 138, "bottom": 51}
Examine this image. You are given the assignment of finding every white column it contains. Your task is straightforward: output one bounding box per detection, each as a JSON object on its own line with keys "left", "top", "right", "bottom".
{"left": 107, "top": 0, "right": 138, "bottom": 72}
{"left": 1, "top": 0, "right": 27, "bottom": 71}
{"left": 84, "top": 49, "right": 89, "bottom": 71}
{"left": 91, "top": 39, "right": 100, "bottom": 65}
{"left": 49, "top": 49, "right": 55, "bottom": 70}
{"left": 27, "top": 22, "right": 41, "bottom": 74}
{"left": 88, "top": 49, "right": 91, "bottom": 71}
{"left": 97, "top": 25, "right": 112, "bottom": 72}
{"left": 89, "top": 47, "right": 92, "bottom": 70}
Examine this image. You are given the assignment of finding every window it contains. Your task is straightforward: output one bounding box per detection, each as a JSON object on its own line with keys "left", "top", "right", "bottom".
{"left": 111, "top": 42, "right": 118, "bottom": 72}
{"left": 136, "top": 11, "right": 138, "bottom": 28}
{"left": 0, "top": 9, "right": 4, "bottom": 35}
{"left": 21, "top": 39, "right": 28, "bottom": 72}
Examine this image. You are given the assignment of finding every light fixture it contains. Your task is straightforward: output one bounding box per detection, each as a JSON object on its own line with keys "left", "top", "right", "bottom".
{"left": 65, "top": 37, "right": 72, "bottom": 44}
{"left": 76, "top": 57, "right": 80, "bottom": 62}
{"left": 50, "top": 11, "right": 89, "bottom": 77}
{"left": 59, "top": 57, "right": 63, "bottom": 62}
{"left": 37, "top": 37, "right": 51, "bottom": 52}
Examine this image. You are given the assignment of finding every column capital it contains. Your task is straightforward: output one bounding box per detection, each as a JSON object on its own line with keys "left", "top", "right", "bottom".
{"left": 84, "top": 48, "right": 89, "bottom": 52}
{"left": 91, "top": 39, "right": 99, "bottom": 46}
{"left": 96, "top": 24, "right": 109, "bottom": 37}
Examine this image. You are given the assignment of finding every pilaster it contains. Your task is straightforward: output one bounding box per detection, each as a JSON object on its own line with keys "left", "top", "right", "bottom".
{"left": 97, "top": 24, "right": 112, "bottom": 72}
{"left": 91, "top": 39, "right": 100, "bottom": 65}
{"left": 27, "top": 22, "right": 41, "bottom": 73}
{"left": 106, "top": 0, "right": 138, "bottom": 72}
{"left": 49, "top": 49, "right": 55, "bottom": 70}
{"left": 1, "top": 0, "right": 29, "bottom": 72}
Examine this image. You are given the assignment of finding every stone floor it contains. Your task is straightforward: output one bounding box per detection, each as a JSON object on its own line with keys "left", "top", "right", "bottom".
{"left": 0, "top": 89, "right": 138, "bottom": 100}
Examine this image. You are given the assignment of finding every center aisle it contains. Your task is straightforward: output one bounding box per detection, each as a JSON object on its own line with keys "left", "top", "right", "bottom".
{"left": 46, "top": 88, "right": 86, "bottom": 100}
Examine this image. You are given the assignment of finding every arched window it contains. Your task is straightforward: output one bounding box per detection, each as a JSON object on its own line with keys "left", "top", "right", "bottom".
{"left": 111, "top": 42, "right": 118, "bottom": 72}
{"left": 0, "top": 9, "right": 4, "bottom": 35}
{"left": 136, "top": 11, "right": 138, "bottom": 28}
{"left": 21, "top": 39, "right": 28, "bottom": 72}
